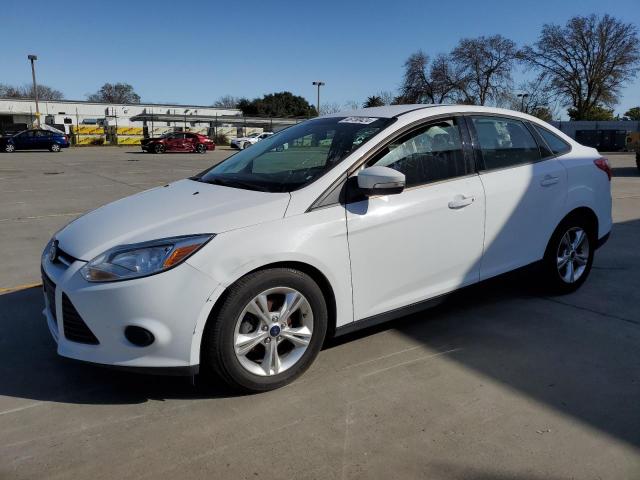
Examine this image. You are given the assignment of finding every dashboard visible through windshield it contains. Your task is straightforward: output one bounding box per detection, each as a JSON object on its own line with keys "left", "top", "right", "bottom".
{"left": 198, "top": 117, "right": 395, "bottom": 192}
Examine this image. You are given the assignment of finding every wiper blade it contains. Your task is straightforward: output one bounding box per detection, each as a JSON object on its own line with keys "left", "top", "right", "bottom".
{"left": 200, "top": 177, "right": 269, "bottom": 192}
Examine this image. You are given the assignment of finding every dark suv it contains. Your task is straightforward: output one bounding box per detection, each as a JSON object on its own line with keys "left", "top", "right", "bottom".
{"left": 1, "top": 129, "right": 70, "bottom": 152}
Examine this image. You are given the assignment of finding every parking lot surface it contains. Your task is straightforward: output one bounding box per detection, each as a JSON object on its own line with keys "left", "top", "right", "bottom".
{"left": 0, "top": 148, "right": 639, "bottom": 479}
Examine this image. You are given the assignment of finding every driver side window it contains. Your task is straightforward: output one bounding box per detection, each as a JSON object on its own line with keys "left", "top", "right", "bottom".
{"left": 368, "top": 118, "right": 474, "bottom": 188}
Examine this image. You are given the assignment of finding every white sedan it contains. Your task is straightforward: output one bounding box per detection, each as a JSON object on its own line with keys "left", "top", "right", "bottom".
{"left": 42, "top": 105, "right": 612, "bottom": 391}
{"left": 230, "top": 131, "right": 273, "bottom": 149}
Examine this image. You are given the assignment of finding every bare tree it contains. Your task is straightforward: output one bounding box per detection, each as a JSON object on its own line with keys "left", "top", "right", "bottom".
{"left": 506, "top": 78, "right": 557, "bottom": 117}
{"left": 428, "top": 54, "right": 469, "bottom": 104}
{"left": 450, "top": 35, "right": 518, "bottom": 105}
{"left": 0, "top": 83, "right": 64, "bottom": 100}
{"left": 213, "top": 95, "right": 240, "bottom": 108}
{"left": 376, "top": 90, "right": 395, "bottom": 105}
{"left": 521, "top": 14, "right": 640, "bottom": 120}
{"left": 398, "top": 50, "right": 430, "bottom": 103}
{"left": 319, "top": 102, "right": 342, "bottom": 115}
{"left": 87, "top": 83, "right": 141, "bottom": 104}
{"left": 343, "top": 100, "right": 360, "bottom": 111}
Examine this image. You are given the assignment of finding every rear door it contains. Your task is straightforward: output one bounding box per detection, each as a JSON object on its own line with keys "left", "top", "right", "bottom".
{"left": 468, "top": 115, "right": 567, "bottom": 280}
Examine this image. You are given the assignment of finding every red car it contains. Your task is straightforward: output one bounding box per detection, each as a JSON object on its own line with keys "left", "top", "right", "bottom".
{"left": 141, "top": 132, "right": 215, "bottom": 154}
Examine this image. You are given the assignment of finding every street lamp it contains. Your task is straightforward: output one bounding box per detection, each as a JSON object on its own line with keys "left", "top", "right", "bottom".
{"left": 312, "top": 81, "right": 325, "bottom": 116}
{"left": 27, "top": 54, "right": 40, "bottom": 127}
{"left": 517, "top": 93, "right": 529, "bottom": 112}
{"left": 184, "top": 109, "right": 190, "bottom": 131}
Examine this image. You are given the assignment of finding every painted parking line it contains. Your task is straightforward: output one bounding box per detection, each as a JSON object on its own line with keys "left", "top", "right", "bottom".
{"left": 0, "top": 283, "right": 42, "bottom": 294}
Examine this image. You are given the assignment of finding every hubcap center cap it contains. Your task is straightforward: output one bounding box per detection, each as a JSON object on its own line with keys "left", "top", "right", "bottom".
{"left": 269, "top": 325, "right": 281, "bottom": 337}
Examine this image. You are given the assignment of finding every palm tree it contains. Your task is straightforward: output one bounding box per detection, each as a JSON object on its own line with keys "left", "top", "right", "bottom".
{"left": 363, "top": 95, "right": 385, "bottom": 108}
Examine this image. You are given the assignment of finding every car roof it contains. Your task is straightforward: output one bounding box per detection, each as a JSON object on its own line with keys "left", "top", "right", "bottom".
{"left": 323, "top": 104, "right": 544, "bottom": 120}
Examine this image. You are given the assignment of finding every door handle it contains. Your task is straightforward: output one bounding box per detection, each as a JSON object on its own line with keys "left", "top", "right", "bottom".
{"left": 540, "top": 175, "right": 560, "bottom": 187}
{"left": 448, "top": 194, "right": 475, "bottom": 209}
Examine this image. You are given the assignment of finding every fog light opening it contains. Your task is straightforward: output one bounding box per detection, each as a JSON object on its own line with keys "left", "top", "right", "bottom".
{"left": 124, "top": 326, "right": 155, "bottom": 347}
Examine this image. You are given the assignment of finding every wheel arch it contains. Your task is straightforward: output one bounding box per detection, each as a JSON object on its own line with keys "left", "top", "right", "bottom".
{"left": 546, "top": 206, "right": 599, "bottom": 257}
{"left": 195, "top": 260, "right": 338, "bottom": 365}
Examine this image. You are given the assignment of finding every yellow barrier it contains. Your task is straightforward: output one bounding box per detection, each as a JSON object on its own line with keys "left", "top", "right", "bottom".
{"left": 72, "top": 125, "right": 104, "bottom": 135}
{"left": 116, "top": 126, "right": 144, "bottom": 135}
{"left": 75, "top": 135, "right": 105, "bottom": 145}
{"left": 116, "top": 136, "right": 142, "bottom": 145}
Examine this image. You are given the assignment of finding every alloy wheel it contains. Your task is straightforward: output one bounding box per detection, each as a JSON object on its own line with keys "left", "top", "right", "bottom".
{"left": 556, "top": 227, "right": 590, "bottom": 284}
{"left": 51, "top": 144, "right": 61, "bottom": 152}
{"left": 5, "top": 144, "right": 15, "bottom": 152}
{"left": 233, "top": 287, "right": 314, "bottom": 376}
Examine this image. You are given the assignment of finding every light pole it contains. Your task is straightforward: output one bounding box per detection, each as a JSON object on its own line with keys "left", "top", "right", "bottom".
{"left": 27, "top": 54, "right": 40, "bottom": 127}
{"left": 312, "top": 81, "right": 325, "bottom": 116}
{"left": 517, "top": 93, "right": 529, "bottom": 113}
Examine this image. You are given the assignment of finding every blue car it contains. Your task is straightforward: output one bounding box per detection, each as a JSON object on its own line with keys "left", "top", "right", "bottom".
{"left": 1, "top": 129, "right": 70, "bottom": 152}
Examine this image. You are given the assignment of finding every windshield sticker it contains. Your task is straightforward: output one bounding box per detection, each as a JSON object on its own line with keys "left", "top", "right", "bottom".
{"left": 338, "top": 117, "right": 379, "bottom": 125}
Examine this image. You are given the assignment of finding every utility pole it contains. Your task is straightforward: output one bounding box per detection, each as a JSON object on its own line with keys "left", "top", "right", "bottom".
{"left": 312, "top": 81, "right": 325, "bottom": 116}
{"left": 28, "top": 54, "right": 40, "bottom": 127}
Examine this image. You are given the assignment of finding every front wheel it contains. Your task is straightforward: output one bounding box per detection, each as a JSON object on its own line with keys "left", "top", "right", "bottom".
{"left": 201, "top": 268, "right": 328, "bottom": 392}
{"left": 153, "top": 143, "right": 165, "bottom": 154}
{"left": 541, "top": 219, "right": 595, "bottom": 294}
{"left": 50, "top": 143, "right": 61, "bottom": 152}
{"left": 243, "top": 141, "right": 251, "bottom": 149}
{"left": 4, "top": 143, "right": 15, "bottom": 153}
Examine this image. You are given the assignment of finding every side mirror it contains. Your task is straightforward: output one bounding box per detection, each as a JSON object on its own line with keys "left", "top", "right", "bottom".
{"left": 356, "top": 166, "right": 405, "bottom": 196}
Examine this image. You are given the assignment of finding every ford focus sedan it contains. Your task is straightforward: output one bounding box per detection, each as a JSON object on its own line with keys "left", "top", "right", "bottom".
{"left": 41, "top": 105, "right": 612, "bottom": 392}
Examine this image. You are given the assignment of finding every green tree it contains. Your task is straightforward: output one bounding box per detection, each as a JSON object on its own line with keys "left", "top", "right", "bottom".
{"left": 624, "top": 107, "right": 640, "bottom": 120}
{"left": 568, "top": 105, "right": 614, "bottom": 121}
{"left": 87, "top": 83, "right": 141, "bottom": 104}
{"left": 237, "top": 92, "right": 316, "bottom": 117}
{"left": 363, "top": 95, "right": 385, "bottom": 108}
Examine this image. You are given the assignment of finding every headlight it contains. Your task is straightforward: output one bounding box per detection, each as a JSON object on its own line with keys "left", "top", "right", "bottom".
{"left": 80, "top": 234, "right": 214, "bottom": 282}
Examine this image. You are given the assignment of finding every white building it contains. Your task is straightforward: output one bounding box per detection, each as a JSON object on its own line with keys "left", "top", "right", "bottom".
{"left": 0, "top": 98, "right": 241, "bottom": 135}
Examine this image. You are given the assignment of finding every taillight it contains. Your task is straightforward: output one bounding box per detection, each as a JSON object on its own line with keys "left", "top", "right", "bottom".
{"left": 594, "top": 157, "right": 611, "bottom": 181}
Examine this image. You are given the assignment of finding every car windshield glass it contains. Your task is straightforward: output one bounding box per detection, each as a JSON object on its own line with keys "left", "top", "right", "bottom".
{"left": 199, "top": 116, "right": 395, "bottom": 192}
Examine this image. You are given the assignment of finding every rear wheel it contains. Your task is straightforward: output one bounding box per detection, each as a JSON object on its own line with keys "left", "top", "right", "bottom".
{"left": 201, "top": 268, "right": 327, "bottom": 392}
{"left": 153, "top": 143, "right": 165, "bottom": 154}
{"left": 195, "top": 143, "right": 206, "bottom": 154}
{"left": 50, "top": 143, "right": 61, "bottom": 152}
{"left": 541, "top": 218, "right": 595, "bottom": 294}
{"left": 4, "top": 143, "right": 15, "bottom": 153}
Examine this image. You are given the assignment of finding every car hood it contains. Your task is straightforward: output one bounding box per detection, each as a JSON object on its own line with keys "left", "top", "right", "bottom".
{"left": 56, "top": 179, "right": 291, "bottom": 261}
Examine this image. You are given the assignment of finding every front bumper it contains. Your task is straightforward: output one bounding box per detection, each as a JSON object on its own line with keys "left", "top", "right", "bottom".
{"left": 41, "top": 251, "right": 219, "bottom": 373}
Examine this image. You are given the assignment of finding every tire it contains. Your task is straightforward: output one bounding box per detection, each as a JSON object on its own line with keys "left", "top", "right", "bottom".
{"left": 195, "top": 143, "right": 206, "bottom": 154}
{"left": 201, "top": 268, "right": 328, "bottom": 392}
{"left": 541, "top": 216, "right": 596, "bottom": 294}
{"left": 4, "top": 143, "right": 15, "bottom": 153}
{"left": 153, "top": 143, "right": 165, "bottom": 154}
{"left": 50, "top": 143, "right": 61, "bottom": 152}
{"left": 243, "top": 141, "right": 251, "bottom": 149}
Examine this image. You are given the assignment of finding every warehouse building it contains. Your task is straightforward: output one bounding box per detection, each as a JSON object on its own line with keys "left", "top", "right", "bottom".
{"left": 0, "top": 98, "right": 302, "bottom": 145}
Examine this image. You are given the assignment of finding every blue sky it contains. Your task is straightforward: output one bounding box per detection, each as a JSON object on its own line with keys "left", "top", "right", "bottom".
{"left": 3, "top": 0, "right": 639, "bottom": 117}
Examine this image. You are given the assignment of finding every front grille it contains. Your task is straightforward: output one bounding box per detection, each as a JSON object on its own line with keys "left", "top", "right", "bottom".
{"left": 62, "top": 294, "right": 99, "bottom": 345}
{"left": 42, "top": 270, "right": 57, "bottom": 324}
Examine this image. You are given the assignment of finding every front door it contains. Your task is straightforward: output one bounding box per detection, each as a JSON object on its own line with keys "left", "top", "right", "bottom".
{"left": 346, "top": 117, "right": 485, "bottom": 321}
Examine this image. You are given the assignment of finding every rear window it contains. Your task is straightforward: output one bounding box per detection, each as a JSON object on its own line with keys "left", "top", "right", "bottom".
{"left": 533, "top": 124, "right": 571, "bottom": 156}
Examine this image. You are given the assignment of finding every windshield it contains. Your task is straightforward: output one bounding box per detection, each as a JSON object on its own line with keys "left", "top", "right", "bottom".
{"left": 199, "top": 116, "right": 395, "bottom": 192}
